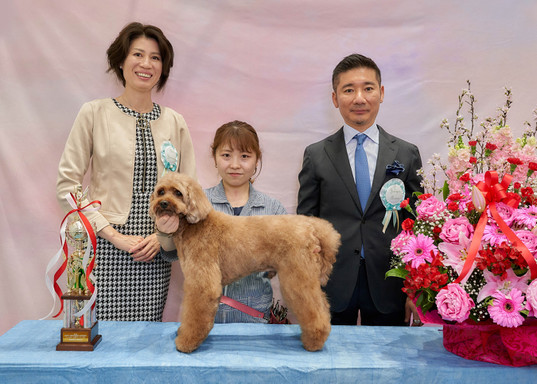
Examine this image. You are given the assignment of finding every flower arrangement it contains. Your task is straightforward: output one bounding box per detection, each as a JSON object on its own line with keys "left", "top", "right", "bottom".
{"left": 387, "top": 81, "right": 537, "bottom": 332}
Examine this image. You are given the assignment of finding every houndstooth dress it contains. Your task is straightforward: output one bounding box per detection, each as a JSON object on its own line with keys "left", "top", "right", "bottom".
{"left": 94, "top": 99, "right": 170, "bottom": 321}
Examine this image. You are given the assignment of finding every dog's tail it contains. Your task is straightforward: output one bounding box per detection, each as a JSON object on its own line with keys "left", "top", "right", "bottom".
{"left": 309, "top": 217, "right": 341, "bottom": 286}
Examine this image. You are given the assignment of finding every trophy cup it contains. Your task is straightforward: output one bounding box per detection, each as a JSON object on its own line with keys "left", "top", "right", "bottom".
{"left": 56, "top": 186, "right": 101, "bottom": 351}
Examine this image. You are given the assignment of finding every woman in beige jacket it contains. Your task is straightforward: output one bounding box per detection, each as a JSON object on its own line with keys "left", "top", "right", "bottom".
{"left": 56, "top": 22, "right": 196, "bottom": 321}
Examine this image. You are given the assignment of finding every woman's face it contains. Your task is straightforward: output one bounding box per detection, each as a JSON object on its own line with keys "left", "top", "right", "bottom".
{"left": 122, "top": 36, "right": 162, "bottom": 93}
{"left": 215, "top": 144, "right": 258, "bottom": 189}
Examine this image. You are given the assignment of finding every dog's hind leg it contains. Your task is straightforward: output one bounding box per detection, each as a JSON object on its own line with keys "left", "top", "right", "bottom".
{"left": 175, "top": 270, "right": 221, "bottom": 353}
{"left": 277, "top": 266, "right": 331, "bottom": 351}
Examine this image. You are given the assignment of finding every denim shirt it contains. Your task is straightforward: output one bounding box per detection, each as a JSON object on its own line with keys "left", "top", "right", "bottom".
{"left": 161, "top": 181, "right": 287, "bottom": 323}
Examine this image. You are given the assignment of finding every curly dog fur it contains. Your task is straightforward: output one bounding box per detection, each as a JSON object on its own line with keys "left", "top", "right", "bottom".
{"left": 149, "top": 173, "right": 341, "bottom": 353}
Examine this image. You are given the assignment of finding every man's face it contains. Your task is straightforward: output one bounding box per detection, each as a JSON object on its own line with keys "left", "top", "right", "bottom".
{"left": 332, "top": 67, "right": 384, "bottom": 132}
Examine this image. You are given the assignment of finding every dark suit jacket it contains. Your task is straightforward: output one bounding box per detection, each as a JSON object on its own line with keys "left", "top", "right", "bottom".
{"left": 297, "top": 126, "right": 423, "bottom": 314}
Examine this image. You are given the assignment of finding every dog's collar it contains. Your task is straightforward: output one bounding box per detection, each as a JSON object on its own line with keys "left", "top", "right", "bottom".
{"left": 155, "top": 226, "right": 173, "bottom": 238}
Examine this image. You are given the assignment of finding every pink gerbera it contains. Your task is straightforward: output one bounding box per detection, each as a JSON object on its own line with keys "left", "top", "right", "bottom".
{"left": 402, "top": 233, "right": 437, "bottom": 268}
{"left": 488, "top": 288, "right": 525, "bottom": 328}
{"left": 482, "top": 223, "right": 507, "bottom": 247}
{"left": 513, "top": 205, "right": 537, "bottom": 229}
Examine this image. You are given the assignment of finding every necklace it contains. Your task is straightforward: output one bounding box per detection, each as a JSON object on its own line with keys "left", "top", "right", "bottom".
{"left": 116, "top": 95, "right": 153, "bottom": 114}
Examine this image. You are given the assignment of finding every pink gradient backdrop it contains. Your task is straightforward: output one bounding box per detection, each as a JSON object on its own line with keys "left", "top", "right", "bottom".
{"left": 2, "top": 0, "right": 537, "bottom": 334}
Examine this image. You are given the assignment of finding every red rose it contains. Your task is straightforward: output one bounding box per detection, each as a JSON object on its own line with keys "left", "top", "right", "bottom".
{"left": 448, "top": 193, "right": 462, "bottom": 201}
{"left": 459, "top": 173, "right": 470, "bottom": 182}
{"left": 469, "top": 157, "right": 477, "bottom": 164}
{"left": 485, "top": 143, "right": 497, "bottom": 151}
{"left": 433, "top": 226, "right": 442, "bottom": 234}
{"left": 418, "top": 193, "right": 433, "bottom": 201}
{"left": 468, "top": 140, "right": 477, "bottom": 146}
{"left": 529, "top": 162, "right": 537, "bottom": 171}
{"left": 402, "top": 218, "right": 414, "bottom": 231}
{"left": 447, "top": 201, "right": 459, "bottom": 212}
{"left": 400, "top": 198, "right": 409, "bottom": 209}
{"left": 507, "top": 157, "right": 523, "bottom": 165}
{"left": 521, "top": 187, "right": 534, "bottom": 197}
{"left": 514, "top": 182, "right": 521, "bottom": 189}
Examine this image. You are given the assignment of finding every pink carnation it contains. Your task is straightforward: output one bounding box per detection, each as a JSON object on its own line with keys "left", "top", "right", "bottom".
{"left": 435, "top": 283, "right": 475, "bottom": 323}
{"left": 439, "top": 217, "right": 474, "bottom": 244}
{"left": 493, "top": 202, "right": 516, "bottom": 227}
{"left": 390, "top": 230, "right": 414, "bottom": 257}
{"left": 416, "top": 196, "right": 446, "bottom": 221}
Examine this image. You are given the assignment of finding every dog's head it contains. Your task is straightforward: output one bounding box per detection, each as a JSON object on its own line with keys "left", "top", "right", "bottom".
{"left": 149, "top": 173, "right": 213, "bottom": 224}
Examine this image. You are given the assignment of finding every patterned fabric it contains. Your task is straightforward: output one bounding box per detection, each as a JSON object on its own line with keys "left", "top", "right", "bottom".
{"left": 94, "top": 100, "right": 170, "bottom": 321}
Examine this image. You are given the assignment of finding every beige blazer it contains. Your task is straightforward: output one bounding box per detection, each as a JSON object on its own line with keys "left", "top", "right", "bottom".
{"left": 57, "top": 98, "right": 197, "bottom": 231}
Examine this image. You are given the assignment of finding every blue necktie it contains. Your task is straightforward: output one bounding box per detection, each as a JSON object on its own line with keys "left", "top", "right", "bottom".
{"left": 354, "top": 133, "right": 370, "bottom": 210}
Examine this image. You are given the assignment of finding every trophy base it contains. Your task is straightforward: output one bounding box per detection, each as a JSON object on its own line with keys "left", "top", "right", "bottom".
{"left": 56, "top": 322, "right": 102, "bottom": 351}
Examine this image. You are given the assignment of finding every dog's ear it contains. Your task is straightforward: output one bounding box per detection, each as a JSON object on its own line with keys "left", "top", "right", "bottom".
{"left": 183, "top": 177, "right": 212, "bottom": 223}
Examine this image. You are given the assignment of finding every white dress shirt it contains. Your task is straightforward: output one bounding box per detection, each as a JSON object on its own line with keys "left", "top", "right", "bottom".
{"left": 343, "top": 123, "right": 379, "bottom": 187}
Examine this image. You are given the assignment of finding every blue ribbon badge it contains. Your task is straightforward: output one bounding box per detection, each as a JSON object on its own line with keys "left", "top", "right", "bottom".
{"left": 160, "top": 141, "right": 178, "bottom": 176}
{"left": 379, "top": 178, "right": 405, "bottom": 233}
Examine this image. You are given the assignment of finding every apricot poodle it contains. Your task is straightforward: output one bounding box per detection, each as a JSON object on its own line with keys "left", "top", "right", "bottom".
{"left": 149, "top": 173, "right": 341, "bottom": 353}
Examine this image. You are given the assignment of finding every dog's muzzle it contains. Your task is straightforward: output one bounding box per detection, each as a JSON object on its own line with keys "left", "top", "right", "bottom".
{"left": 159, "top": 200, "right": 169, "bottom": 210}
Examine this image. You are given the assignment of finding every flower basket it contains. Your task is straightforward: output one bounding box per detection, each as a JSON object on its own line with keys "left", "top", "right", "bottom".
{"left": 386, "top": 83, "right": 537, "bottom": 366}
{"left": 443, "top": 318, "right": 537, "bottom": 366}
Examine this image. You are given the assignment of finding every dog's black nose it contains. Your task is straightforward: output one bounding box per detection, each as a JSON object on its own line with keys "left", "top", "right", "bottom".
{"left": 159, "top": 200, "right": 169, "bottom": 209}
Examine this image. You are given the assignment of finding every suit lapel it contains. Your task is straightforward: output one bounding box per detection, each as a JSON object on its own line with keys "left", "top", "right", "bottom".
{"left": 323, "top": 126, "right": 399, "bottom": 214}
{"left": 368, "top": 126, "right": 398, "bottom": 211}
{"left": 324, "top": 128, "right": 362, "bottom": 211}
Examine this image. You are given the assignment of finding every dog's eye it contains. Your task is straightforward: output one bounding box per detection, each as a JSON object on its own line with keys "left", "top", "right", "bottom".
{"left": 157, "top": 188, "right": 165, "bottom": 196}
{"left": 174, "top": 189, "right": 183, "bottom": 197}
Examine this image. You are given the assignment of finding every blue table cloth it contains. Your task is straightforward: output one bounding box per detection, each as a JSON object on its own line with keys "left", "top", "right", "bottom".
{"left": 0, "top": 320, "right": 535, "bottom": 383}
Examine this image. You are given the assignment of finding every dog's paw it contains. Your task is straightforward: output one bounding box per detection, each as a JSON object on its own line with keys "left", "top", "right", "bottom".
{"left": 175, "top": 336, "right": 199, "bottom": 353}
{"left": 301, "top": 325, "right": 331, "bottom": 352}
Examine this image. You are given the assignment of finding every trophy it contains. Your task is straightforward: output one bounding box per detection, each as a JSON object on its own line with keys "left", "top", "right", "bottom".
{"left": 56, "top": 186, "right": 101, "bottom": 351}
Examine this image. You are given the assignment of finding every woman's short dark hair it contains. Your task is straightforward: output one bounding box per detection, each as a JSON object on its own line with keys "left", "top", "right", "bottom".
{"left": 106, "top": 22, "right": 174, "bottom": 91}
{"left": 332, "top": 54, "right": 381, "bottom": 91}
{"left": 211, "top": 120, "right": 263, "bottom": 179}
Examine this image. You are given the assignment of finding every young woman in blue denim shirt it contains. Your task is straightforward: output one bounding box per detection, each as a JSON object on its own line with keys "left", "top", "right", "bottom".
{"left": 157, "top": 120, "right": 286, "bottom": 322}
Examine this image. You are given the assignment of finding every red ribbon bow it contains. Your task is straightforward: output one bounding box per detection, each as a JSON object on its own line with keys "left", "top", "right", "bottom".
{"left": 53, "top": 197, "right": 100, "bottom": 318}
{"left": 454, "top": 171, "right": 537, "bottom": 284}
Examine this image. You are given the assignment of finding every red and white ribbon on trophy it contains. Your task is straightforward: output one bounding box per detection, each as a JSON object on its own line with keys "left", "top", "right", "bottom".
{"left": 42, "top": 190, "right": 101, "bottom": 320}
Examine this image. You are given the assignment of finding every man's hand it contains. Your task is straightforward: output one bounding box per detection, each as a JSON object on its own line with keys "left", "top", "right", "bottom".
{"left": 405, "top": 297, "right": 423, "bottom": 326}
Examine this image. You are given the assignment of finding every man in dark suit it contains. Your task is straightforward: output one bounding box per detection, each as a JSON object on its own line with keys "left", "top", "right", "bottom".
{"left": 297, "top": 54, "right": 423, "bottom": 326}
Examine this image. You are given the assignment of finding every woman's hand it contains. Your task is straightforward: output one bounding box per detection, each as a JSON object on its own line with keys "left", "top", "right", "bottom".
{"left": 98, "top": 225, "right": 159, "bottom": 262}
{"left": 98, "top": 226, "right": 143, "bottom": 252}
{"left": 129, "top": 233, "right": 160, "bottom": 262}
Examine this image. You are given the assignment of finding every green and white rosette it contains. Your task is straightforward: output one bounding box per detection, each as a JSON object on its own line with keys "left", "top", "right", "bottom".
{"left": 161, "top": 141, "right": 178, "bottom": 176}
{"left": 380, "top": 179, "right": 405, "bottom": 233}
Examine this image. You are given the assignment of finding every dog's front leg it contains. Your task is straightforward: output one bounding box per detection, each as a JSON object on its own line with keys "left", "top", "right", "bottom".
{"left": 175, "top": 268, "right": 221, "bottom": 353}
